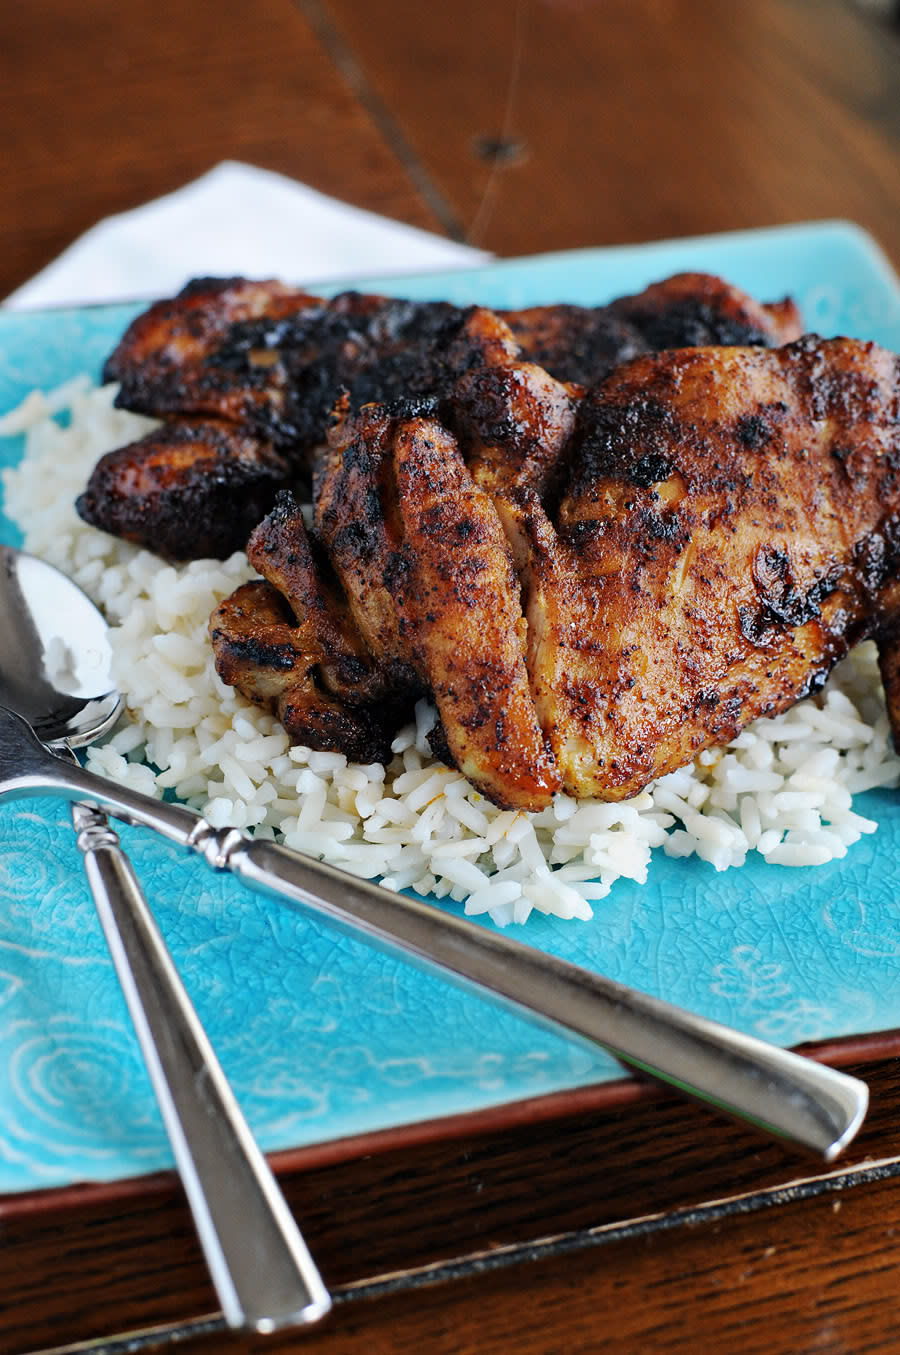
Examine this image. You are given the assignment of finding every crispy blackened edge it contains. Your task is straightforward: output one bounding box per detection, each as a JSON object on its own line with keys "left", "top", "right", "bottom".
{"left": 76, "top": 423, "right": 293, "bottom": 560}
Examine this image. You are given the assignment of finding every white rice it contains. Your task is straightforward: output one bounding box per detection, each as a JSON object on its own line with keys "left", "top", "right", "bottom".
{"left": 3, "top": 380, "right": 899, "bottom": 927}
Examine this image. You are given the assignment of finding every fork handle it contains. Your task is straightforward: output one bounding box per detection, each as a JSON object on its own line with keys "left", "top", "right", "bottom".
{"left": 70, "top": 800, "right": 331, "bottom": 1333}
{"left": 0, "top": 711, "right": 870, "bottom": 1161}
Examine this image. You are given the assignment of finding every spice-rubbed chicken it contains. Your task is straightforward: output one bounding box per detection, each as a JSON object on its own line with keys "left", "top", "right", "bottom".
{"left": 507, "top": 270, "right": 802, "bottom": 386}
{"left": 100, "top": 271, "right": 801, "bottom": 445}
{"left": 76, "top": 272, "right": 801, "bottom": 559}
{"left": 76, "top": 419, "right": 291, "bottom": 561}
{"left": 212, "top": 300, "right": 577, "bottom": 793}
{"left": 502, "top": 336, "right": 900, "bottom": 801}
{"left": 211, "top": 334, "right": 900, "bottom": 810}
{"left": 212, "top": 490, "right": 409, "bottom": 764}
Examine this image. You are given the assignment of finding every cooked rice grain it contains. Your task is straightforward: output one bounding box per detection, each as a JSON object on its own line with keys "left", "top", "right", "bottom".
{"left": 3, "top": 381, "right": 900, "bottom": 926}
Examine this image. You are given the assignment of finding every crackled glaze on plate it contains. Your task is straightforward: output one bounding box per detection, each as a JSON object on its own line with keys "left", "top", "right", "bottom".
{"left": 1, "top": 221, "right": 899, "bottom": 1193}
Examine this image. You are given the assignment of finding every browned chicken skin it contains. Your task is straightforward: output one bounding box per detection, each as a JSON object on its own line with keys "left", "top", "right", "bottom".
{"left": 393, "top": 416, "right": 561, "bottom": 808}
{"left": 210, "top": 492, "right": 407, "bottom": 764}
{"left": 78, "top": 272, "right": 801, "bottom": 559}
{"left": 507, "top": 337, "right": 900, "bottom": 799}
{"left": 211, "top": 334, "right": 900, "bottom": 809}
{"left": 75, "top": 420, "right": 290, "bottom": 559}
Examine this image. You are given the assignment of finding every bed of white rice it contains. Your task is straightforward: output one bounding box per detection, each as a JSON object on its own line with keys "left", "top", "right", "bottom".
{"left": 3, "top": 379, "right": 900, "bottom": 927}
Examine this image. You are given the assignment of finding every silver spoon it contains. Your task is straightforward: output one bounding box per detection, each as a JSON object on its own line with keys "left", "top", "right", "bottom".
{"left": 0, "top": 545, "right": 331, "bottom": 1334}
{"left": 0, "top": 555, "right": 869, "bottom": 1158}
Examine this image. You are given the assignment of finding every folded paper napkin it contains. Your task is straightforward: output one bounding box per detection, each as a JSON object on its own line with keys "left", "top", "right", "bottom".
{"left": 4, "top": 161, "right": 489, "bottom": 310}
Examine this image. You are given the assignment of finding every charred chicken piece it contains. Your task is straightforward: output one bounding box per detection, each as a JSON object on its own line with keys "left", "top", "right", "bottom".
{"left": 608, "top": 271, "right": 803, "bottom": 351}
{"left": 210, "top": 580, "right": 398, "bottom": 764}
{"left": 75, "top": 420, "right": 291, "bottom": 559}
{"left": 245, "top": 490, "right": 396, "bottom": 707}
{"left": 105, "top": 278, "right": 335, "bottom": 447}
{"left": 105, "top": 276, "right": 461, "bottom": 449}
{"left": 392, "top": 416, "right": 560, "bottom": 809}
{"left": 214, "top": 335, "right": 900, "bottom": 809}
{"left": 512, "top": 336, "right": 900, "bottom": 800}
{"left": 104, "top": 272, "right": 798, "bottom": 451}
{"left": 210, "top": 492, "right": 406, "bottom": 764}
{"left": 447, "top": 307, "right": 580, "bottom": 498}
{"left": 83, "top": 272, "right": 800, "bottom": 562}
{"left": 503, "top": 272, "right": 801, "bottom": 388}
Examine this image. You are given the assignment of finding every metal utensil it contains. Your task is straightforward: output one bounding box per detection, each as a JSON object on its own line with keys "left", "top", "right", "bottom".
{"left": 0, "top": 545, "right": 330, "bottom": 1333}
{"left": 0, "top": 679, "right": 868, "bottom": 1158}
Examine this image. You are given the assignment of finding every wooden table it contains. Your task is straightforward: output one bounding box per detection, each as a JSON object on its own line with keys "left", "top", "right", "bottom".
{"left": 1, "top": 2, "right": 900, "bottom": 1351}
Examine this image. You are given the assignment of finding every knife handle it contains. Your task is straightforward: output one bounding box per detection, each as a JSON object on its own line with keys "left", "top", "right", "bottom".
{"left": 70, "top": 798, "right": 331, "bottom": 1333}
{"left": 2, "top": 709, "right": 869, "bottom": 1163}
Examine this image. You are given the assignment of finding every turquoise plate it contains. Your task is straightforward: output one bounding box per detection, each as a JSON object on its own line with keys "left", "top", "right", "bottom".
{"left": 1, "top": 221, "right": 899, "bottom": 1195}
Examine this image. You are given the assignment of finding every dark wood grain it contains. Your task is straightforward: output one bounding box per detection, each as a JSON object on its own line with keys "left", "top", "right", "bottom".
{"left": 0, "top": 0, "right": 445, "bottom": 299}
{"left": 254, "top": 1173, "right": 900, "bottom": 1355}
{"left": 176, "top": 1173, "right": 900, "bottom": 1355}
{"left": 3, "top": 1058, "right": 900, "bottom": 1353}
{"left": 320, "top": 0, "right": 900, "bottom": 264}
{"left": 1, "top": 2, "right": 900, "bottom": 1352}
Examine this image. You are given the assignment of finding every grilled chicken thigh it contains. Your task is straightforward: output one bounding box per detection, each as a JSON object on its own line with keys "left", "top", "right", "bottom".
{"left": 78, "top": 272, "right": 800, "bottom": 559}
{"left": 212, "top": 334, "right": 900, "bottom": 808}
{"left": 507, "top": 337, "right": 900, "bottom": 799}
{"left": 607, "top": 271, "right": 802, "bottom": 352}
{"left": 392, "top": 416, "right": 561, "bottom": 808}
{"left": 507, "top": 271, "right": 801, "bottom": 385}
{"left": 103, "top": 278, "right": 458, "bottom": 448}
{"left": 75, "top": 419, "right": 290, "bottom": 559}
{"left": 83, "top": 267, "right": 900, "bottom": 812}
{"left": 210, "top": 491, "right": 407, "bottom": 764}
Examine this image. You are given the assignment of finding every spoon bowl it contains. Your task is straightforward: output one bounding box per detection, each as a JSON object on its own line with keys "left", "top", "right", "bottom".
{"left": 0, "top": 545, "right": 121, "bottom": 745}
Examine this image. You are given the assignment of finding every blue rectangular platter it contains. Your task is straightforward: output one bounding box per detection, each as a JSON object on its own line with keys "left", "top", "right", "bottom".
{"left": 1, "top": 220, "right": 899, "bottom": 1195}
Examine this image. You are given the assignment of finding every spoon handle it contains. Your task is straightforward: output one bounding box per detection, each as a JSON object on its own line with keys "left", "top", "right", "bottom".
{"left": 68, "top": 796, "right": 331, "bottom": 1334}
{"left": 2, "top": 708, "right": 869, "bottom": 1160}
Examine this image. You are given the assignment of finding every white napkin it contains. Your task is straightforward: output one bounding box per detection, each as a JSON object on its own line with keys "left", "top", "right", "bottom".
{"left": 4, "top": 161, "right": 489, "bottom": 310}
